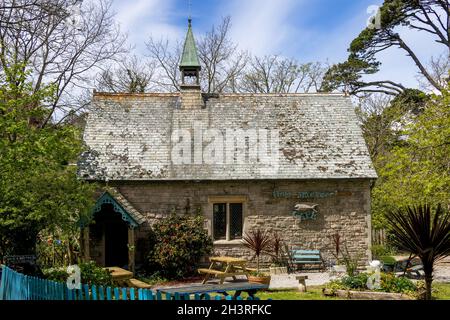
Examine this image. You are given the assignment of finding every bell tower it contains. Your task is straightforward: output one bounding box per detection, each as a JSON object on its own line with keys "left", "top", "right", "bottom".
{"left": 180, "top": 18, "right": 201, "bottom": 85}
{"left": 179, "top": 18, "right": 203, "bottom": 109}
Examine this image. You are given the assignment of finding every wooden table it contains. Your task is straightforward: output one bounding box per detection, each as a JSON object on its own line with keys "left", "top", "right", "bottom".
{"left": 157, "top": 282, "right": 268, "bottom": 300}
{"left": 198, "top": 257, "right": 249, "bottom": 284}
{"left": 104, "top": 267, "right": 133, "bottom": 287}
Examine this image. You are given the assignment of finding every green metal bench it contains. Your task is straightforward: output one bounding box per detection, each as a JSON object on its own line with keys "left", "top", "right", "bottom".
{"left": 290, "top": 249, "right": 325, "bottom": 271}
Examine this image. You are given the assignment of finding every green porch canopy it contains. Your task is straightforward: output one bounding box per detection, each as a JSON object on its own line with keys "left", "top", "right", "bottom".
{"left": 79, "top": 190, "right": 145, "bottom": 229}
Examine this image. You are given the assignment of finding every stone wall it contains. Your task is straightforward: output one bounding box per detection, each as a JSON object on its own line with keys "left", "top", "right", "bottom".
{"left": 107, "top": 179, "right": 372, "bottom": 267}
{"left": 180, "top": 85, "right": 203, "bottom": 109}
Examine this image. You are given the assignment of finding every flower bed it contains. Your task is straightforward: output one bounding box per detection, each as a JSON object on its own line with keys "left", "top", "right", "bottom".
{"left": 324, "top": 272, "right": 424, "bottom": 300}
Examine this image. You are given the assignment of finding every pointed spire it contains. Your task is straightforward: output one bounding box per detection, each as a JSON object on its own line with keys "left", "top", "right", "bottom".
{"left": 179, "top": 18, "right": 201, "bottom": 69}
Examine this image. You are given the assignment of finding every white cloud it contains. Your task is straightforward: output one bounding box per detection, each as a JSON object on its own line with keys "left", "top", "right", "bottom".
{"left": 113, "top": 0, "right": 184, "bottom": 52}
{"left": 224, "top": 0, "right": 305, "bottom": 56}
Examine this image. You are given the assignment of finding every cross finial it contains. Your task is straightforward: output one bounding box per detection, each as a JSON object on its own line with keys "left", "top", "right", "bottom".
{"left": 188, "top": 0, "right": 192, "bottom": 20}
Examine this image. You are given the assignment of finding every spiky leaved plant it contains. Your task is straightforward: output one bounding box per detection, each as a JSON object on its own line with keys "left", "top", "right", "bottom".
{"left": 242, "top": 229, "right": 272, "bottom": 273}
{"left": 331, "top": 232, "right": 342, "bottom": 264}
{"left": 385, "top": 204, "right": 450, "bottom": 300}
{"left": 268, "top": 232, "right": 283, "bottom": 266}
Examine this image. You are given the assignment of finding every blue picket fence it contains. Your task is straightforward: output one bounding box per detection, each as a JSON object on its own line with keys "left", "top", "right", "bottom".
{"left": 0, "top": 266, "right": 260, "bottom": 301}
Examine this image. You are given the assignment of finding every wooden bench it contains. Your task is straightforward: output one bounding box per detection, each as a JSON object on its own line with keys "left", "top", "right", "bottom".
{"left": 290, "top": 249, "right": 325, "bottom": 270}
{"left": 198, "top": 257, "right": 250, "bottom": 284}
{"left": 126, "top": 278, "right": 152, "bottom": 289}
{"left": 198, "top": 268, "right": 247, "bottom": 284}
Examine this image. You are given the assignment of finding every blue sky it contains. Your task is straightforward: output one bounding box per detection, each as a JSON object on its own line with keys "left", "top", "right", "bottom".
{"left": 112, "top": 0, "right": 443, "bottom": 90}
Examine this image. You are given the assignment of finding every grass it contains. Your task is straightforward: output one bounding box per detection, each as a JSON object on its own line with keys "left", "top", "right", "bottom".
{"left": 232, "top": 286, "right": 341, "bottom": 300}
{"left": 433, "top": 283, "right": 450, "bottom": 300}
{"left": 213, "top": 283, "right": 450, "bottom": 300}
{"left": 136, "top": 273, "right": 450, "bottom": 300}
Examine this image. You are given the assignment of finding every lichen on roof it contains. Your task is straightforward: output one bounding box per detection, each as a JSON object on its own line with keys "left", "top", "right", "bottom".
{"left": 78, "top": 93, "right": 378, "bottom": 181}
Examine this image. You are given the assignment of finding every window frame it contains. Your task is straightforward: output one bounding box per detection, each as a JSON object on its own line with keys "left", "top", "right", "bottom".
{"left": 208, "top": 196, "right": 247, "bottom": 242}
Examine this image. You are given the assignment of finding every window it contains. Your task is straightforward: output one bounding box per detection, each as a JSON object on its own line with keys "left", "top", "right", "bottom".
{"left": 213, "top": 202, "right": 243, "bottom": 241}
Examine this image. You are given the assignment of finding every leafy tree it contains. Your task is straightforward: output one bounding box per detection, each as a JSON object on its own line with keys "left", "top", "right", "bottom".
{"left": 322, "top": 0, "right": 449, "bottom": 95}
{"left": 0, "top": 64, "right": 96, "bottom": 259}
{"left": 371, "top": 81, "right": 450, "bottom": 228}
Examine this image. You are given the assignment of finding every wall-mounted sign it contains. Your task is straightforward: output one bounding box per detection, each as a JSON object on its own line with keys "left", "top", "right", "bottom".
{"left": 292, "top": 203, "right": 319, "bottom": 221}
{"left": 273, "top": 190, "right": 336, "bottom": 199}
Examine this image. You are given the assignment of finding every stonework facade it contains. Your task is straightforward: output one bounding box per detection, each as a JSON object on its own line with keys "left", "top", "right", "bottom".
{"left": 106, "top": 178, "right": 372, "bottom": 267}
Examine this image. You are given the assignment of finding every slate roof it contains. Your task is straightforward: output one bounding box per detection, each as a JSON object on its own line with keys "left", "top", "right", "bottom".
{"left": 105, "top": 187, "right": 147, "bottom": 225}
{"left": 78, "top": 92, "right": 378, "bottom": 181}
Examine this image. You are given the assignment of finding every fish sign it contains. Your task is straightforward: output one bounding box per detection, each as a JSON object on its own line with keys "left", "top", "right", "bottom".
{"left": 292, "top": 203, "right": 319, "bottom": 221}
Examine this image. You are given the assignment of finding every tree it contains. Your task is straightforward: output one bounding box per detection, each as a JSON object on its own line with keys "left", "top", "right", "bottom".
{"left": 145, "top": 38, "right": 182, "bottom": 92}
{"left": 418, "top": 53, "right": 450, "bottom": 91}
{"left": 146, "top": 16, "right": 248, "bottom": 93}
{"left": 321, "top": 56, "right": 405, "bottom": 96}
{"left": 146, "top": 16, "right": 327, "bottom": 94}
{"left": 96, "top": 56, "right": 156, "bottom": 93}
{"left": 322, "top": 0, "right": 449, "bottom": 95}
{"left": 240, "top": 55, "right": 327, "bottom": 94}
{"left": 356, "top": 94, "right": 397, "bottom": 160}
{"left": 0, "top": 0, "right": 127, "bottom": 126}
{"left": 356, "top": 89, "right": 429, "bottom": 160}
{"left": 371, "top": 81, "right": 450, "bottom": 228}
{"left": 197, "top": 16, "right": 249, "bottom": 93}
{"left": 0, "top": 64, "right": 96, "bottom": 259}
{"left": 385, "top": 204, "right": 450, "bottom": 300}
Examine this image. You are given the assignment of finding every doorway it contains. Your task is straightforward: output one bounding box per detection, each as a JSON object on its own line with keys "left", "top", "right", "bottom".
{"left": 93, "top": 203, "right": 129, "bottom": 268}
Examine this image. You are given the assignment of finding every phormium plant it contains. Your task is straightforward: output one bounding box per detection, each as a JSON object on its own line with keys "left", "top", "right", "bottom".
{"left": 385, "top": 204, "right": 450, "bottom": 300}
{"left": 242, "top": 229, "right": 272, "bottom": 273}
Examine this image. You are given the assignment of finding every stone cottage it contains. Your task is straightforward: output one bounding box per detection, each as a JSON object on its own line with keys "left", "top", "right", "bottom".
{"left": 77, "top": 19, "right": 378, "bottom": 271}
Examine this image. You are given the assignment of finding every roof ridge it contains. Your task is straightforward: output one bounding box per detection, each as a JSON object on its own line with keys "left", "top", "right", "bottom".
{"left": 93, "top": 92, "right": 346, "bottom": 98}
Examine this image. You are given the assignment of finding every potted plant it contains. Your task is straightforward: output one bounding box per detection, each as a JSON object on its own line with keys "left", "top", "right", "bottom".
{"left": 242, "top": 229, "right": 272, "bottom": 285}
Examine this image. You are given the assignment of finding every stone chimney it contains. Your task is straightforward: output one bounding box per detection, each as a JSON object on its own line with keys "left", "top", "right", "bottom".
{"left": 179, "top": 18, "right": 203, "bottom": 109}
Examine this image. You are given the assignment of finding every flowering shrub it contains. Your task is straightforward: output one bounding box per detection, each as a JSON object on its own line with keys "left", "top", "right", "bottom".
{"left": 146, "top": 213, "right": 213, "bottom": 279}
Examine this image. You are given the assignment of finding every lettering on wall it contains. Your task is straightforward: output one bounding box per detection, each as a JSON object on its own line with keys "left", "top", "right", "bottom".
{"left": 272, "top": 190, "right": 337, "bottom": 199}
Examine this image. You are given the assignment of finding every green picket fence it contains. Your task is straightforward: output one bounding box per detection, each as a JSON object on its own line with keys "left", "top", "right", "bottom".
{"left": 0, "top": 266, "right": 258, "bottom": 301}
